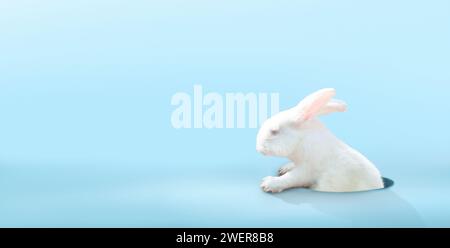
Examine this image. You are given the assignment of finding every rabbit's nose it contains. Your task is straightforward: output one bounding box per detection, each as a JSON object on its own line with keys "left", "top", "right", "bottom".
{"left": 256, "top": 145, "right": 266, "bottom": 155}
{"left": 256, "top": 145, "right": 261, "bottom": 152}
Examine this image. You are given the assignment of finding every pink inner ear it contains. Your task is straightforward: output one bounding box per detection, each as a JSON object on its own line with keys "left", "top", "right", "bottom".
{"left": 300, "top": 88, "right": 336, "bottom": 121}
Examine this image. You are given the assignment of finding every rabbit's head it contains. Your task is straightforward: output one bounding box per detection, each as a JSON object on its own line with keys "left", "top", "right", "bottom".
{"left": 256, "top": 88, "right": 346, "bottom": 157}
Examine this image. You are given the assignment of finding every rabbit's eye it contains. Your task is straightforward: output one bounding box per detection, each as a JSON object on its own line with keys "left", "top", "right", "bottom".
{"left": 270, "top": 129, "right": 279, "bottom": 136}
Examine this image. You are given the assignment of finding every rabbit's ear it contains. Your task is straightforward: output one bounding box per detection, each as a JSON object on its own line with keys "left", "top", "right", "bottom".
{"left": 294, "top": 88, "right": 336, "bottom": 122}
{"left": 317, "top": 98, "right": 347, "bottom": 116}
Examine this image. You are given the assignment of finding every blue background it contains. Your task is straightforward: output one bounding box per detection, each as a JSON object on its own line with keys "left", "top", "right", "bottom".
{"left": 0, "top": 0, "right": 449, "bottom": 227}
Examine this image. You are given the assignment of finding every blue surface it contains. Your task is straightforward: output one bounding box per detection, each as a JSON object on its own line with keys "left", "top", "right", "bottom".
{"left": 0, "top": 0, "right": 449, "bottom": 227}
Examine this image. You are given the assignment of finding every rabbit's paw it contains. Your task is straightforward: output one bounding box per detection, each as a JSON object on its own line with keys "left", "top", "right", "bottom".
{"left": 260, "top": 176, "right": 285, "bottom": 193}
{"left": 278, "top": 163, "right": 295, "bottom": 176}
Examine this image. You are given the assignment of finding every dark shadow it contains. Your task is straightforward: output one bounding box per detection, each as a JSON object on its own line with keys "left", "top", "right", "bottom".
{"left": 271, "top": 177, "right": 424, "bottom": 227}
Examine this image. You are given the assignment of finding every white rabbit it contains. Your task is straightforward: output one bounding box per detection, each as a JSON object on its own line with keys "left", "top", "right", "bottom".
{"left": 256, "top": 88, "right": 384, "bottom": 193}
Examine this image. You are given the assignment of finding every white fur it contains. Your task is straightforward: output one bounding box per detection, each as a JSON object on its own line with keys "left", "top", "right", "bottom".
{"left": 256, "top": 88, "right": 383, "bottom": 193}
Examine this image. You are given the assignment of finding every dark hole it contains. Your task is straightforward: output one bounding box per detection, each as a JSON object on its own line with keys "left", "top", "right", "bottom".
{"left": 382, "top": 177, "right": 394, "bottom": 189}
